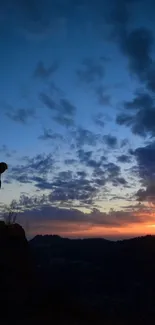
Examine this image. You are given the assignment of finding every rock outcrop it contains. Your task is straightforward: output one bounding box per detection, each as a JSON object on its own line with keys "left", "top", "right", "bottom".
{"left": 0, "top": 221, "right": 35, "bottom": 320}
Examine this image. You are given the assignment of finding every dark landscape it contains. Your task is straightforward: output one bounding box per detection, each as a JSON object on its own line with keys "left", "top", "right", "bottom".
{"left": 1, "top": 221, "right": 155, "bottom": 324}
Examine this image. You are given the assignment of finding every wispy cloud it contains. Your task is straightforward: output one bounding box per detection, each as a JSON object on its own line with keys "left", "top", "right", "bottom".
{"left": 33, "top": 60, "right": 59, "bottom": 79}
{"left": 6, "top": 108, "right": 36, "bottom": 124}
{"left": 77, "top": 57, "right": 105, "bottom": 84}
{"left": 38, "top": 128, "right": 64, "bottom": 141}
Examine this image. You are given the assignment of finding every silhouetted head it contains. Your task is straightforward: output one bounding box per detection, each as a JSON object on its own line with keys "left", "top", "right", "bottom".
{"left": 0, "top": 162, "right": 8, "bottom": 174}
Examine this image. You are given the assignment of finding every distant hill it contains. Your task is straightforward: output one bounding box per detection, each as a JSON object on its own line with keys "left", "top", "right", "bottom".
{"left": 29, "top": 234, "right": 155, "bottom": 323}
{"left": 30, "top": 233, "right": 155, "bottom": 263}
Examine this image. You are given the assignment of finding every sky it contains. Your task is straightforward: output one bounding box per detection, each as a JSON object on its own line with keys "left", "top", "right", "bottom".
{"left": 1, "top": 0, "right": 155, "bottom": 239}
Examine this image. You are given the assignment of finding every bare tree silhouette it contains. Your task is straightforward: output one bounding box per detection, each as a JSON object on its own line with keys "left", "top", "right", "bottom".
{"left": 3, "top": 200, "right": 18, "bottom": 225}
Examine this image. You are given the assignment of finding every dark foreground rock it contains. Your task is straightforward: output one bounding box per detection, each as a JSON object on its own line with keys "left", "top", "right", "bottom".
{"left": 0, "top": 221, "right": 37, "bottom": 322}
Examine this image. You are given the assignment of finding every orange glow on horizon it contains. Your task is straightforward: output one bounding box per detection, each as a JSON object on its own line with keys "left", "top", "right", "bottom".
{"left": 24, "top": 205, "right": 155, "bottom": 239}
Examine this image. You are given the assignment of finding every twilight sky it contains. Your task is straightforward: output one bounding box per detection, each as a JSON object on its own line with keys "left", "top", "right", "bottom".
{"left": 1, "top": 0, "right": 155, "bottom": 239}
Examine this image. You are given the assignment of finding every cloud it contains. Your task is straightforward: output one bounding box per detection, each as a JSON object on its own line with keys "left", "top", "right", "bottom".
{"left": 1, "top": 0, "right": 108, "bottom": 42}
{"left": 93, "top": 112, "right": 105, "bottom": 128}
{"left": 53, "top": 114, "right": 75, "bottom": 128}
{"left": 104, "top": 161, "right": 120, "bottom": 178}
{"left": 128, "top": 141, "right": 155, "bottom": 205}
{"left": 95, "top": 86, "right": 111, "bottom": 106}
{"left": 39, "top": 92, "right": 58, "bottom": 111}
{"left": 108, "top": 1, "right": 155, "bottom": 92}
{"left": 8, "top": 192, "right": 153, "bottom": 237}
{"left": 0, "top": 145, "right": 16, "bottom": 158}
{"left": 116, "top": 91, "right": 155, "bottom": 137}
{"left": 7, "top": 153, "right": 54, "bottom": 184}
{"left": 38, "top": 128, "right": 64, "bottom": 141}
{"left": 6, "top": 108, "right": 36, "bottom": 124}
{"left": 77, "top": 149, "right": 106, "bottom": 171}
{"left": 136, "top": 184, "right": 155, "bottom": 203}
{"left": 147, "top": 66, "right": 155, "bottom": 92}
{"left": 39, "top": 92, "right": 76, "bottom": 127}
{"left": 111, "top": 176, "right": 128, "bottom": 187}
{"left": 59, "top": 98, "right": 76, "bottom": 116}
{"left": 64, "top": 158, "right": 77, "bottom": 165}
{"left": 134, "top": 142, "right": 155, "bottom": 184}
{"left": 24, "top": 153, "right": 54, "bottom": 174}
{"left": 124, "top": 92, "right": 154, "bottom": 110}
{"left": 106, "top": 0, "right": 130, "bottom": 41}
{"left": 103, "top": 134, "right": 118, "bottom": 148}
{"left": 33, "top": 60, "right": 59, "bottom": 79}
{"left": 73, "top": 127, "right": 100, "bottom": 148}
{"left": 121, "top": 27, "right": 153, "bottom": 82}
{"left": 77, "top": 57, "right": 105, "bottom": 84}
{"left": 77, "top": 149, "right": 92, "bottom": 164}
{"left": 47, "top": 172, "right": 97, "bottom": 205}
{"left": 117, "top": 154, "right": 132, "bottom": 163}
{"left": 77, "top": 58, "right": 111, "bottom": 106}
{"left": 120, "top": 138, "right": 129, "bottom": 148}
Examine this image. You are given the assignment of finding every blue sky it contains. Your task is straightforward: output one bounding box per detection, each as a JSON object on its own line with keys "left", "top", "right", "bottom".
{"left": 1, "top": 0, "right": 155, "bottom": 239}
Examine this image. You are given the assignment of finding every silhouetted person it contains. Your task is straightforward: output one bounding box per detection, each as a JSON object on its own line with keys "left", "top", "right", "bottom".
{"left": 0, "top": 162, "right": 8, "bottom": 188}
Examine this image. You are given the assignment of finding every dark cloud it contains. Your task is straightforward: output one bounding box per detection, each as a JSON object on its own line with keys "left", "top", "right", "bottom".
{"left": 111, "top": 176, "right": 128, "bottom": 187}
{"left": 77, "top": 149, "right": 92, "bottom": 162}
{"left": 74, "top": 127, "right": 100, "bottom": 147}
{"left": 13, "top": 167, "right": 97, "bottom": 206}
{"left": 39, "top": 92, "right": 76, "bottom": 127}
{"left": 136, "top": 184, "right": 155, "bottom": 203}
{"left": 34, "top": 179, "right": 56, "bottom": 190}
{"left": 130, "top": 142, "right": 155, "bottom": 204}
{"left": 7, "top": 153, "right": 54, "bottom": 184}
{"left": 25, "top": 153, "right": 54, "bottom": 174}
{"left": 64, "top": 158, "right": 77, "bottom": 165}
{"left": 124, "top": 91, "right": 154, "bottom": 110}
{"left": 120, "top": 138, "right": 129, "bottom": 148}
{"left": 77, "top": 171, "right": 88, "bottom": 178}
{"left": 60, "top": 98, "right": 76, "bottom": 116}
{"left": 134, "top": 142, "right": 155, "bottom": 183}
{"left": 116, "top": 91, "right": 155, "bottom": 137}
{"left": 53, "top": 114, "right": 75, "bottom": 128}
{"left": 147, "top": 66, "right": 155, "bottom": 92}
{"left": 26, "top": 162, "right": 109, "bottom": 205}
{"left": 48, "top": 172, "right": 97, "bottom": 204}
{"left": 121, "top": 27, "right": 153, "bottom": 82}
{"left": 40, "top": 93, "right": 76, "bottom": 115}
{"left": 103, "top": 134, "right": 118, "bottom": 148}
{"left": 86, "top": 159, "right": 102, "bottom": 169}
{"left": 9, "top": 194, "right": 150, "bottom": 237}
{"left": 5, "top": 147, "right": 127, "bottom": 208}
{"left": 92, "top": 161, "right": 126, "bottom": 189}
{"left": 39, "top": 92, "right": 58, "bottom": 111}
{"left": 33, "top": 60, "right": 59, "bottom": 79}
{"left": 104, "top": 162, "right": 120, "bottom": 179}
{"left": 117, "top": 154, "right": 132, "bottom": 163}
{"left": 50, "top": 82, "right": 65, "bottom": 97}
{"left": 77, "top": 149, "right": 105, "bottom": 170}
{"left": 6, "top": 108, "right": 36, "bottom": 124}
{"left": 108, "top": 1, "right": 155, "bottom": 95}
